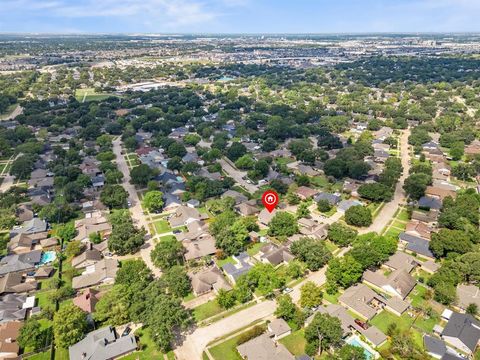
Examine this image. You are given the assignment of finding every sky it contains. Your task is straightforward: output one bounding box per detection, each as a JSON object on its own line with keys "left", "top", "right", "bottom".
{"left": 1, "top": 0, "right": 480, "bottom": 34}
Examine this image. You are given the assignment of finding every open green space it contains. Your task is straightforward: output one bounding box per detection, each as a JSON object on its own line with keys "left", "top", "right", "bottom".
{"left": 75, "top": 88, "right": 117, "bottom": 102}
{"left": 193, "top": 299, "right": 223, "bottom": 322}
{"left": 153, "top": 219, "right": 171, "bottom": 234}
{"left": 279, "top": 329, "right": 306, "bottom": 356}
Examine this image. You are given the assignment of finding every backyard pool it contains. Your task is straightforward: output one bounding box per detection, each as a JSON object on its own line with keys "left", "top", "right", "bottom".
{"left": 346, "top": 335, "right": 375, "bottom": 360}
{"left": 39, "top": 251, "right": 57, "bottom": 265}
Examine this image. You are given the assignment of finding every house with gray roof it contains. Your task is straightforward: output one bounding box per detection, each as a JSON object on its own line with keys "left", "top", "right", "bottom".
{"left": 237, "top": 333, "right": 294, "bottom": 360}
{"left": 314, "top": 192, "right": 341, "bottom": 205}
{"left": 69, "top": 326, "right": 137, "bottom": 360}
{"left": 399, "top": 232, "right": 435, "bottom": 260}
{"left": 424, "top": 335, "right": 465, "bottom": 360}
{"left": 456, "top": 284, "right": 480, "bottom": 313}
{"left": 441, "top": 312, "right": 480, "bottom": 355}
{"left": 222, "top": 252, "right": 252, "bottom": 284}
{"left": 337, "top": 200, "right": 363, "bottom": 213}
{"left": 258, "top": 244, "right": 294, "bottom": 267}
{"left": 11, "top": 218, "right": 48, "bottom": 236}
{"left": 0, "top": 294, "right": 37, "bottom": 324}
{"left": 190, "top": 267, "right": 232, "bottom": 296}
{"left": 0, "top": 250, "right": 42, "bottom": 276}
{"left": 268, "top": 318, "right": 291, "bottom": 340}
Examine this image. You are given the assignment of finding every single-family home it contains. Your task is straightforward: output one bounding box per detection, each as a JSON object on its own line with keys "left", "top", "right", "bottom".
{"left": 72, "top": 259, "right": 118, "bottom": 290}
{"left": 237, "top": 333, "right": 294, "bottom": 360}
{"left": 441, "top": 312, "right": 480, "bottom": 355}
{"left": 268, "top": 319, "right": 292, "bottom": 340}
{"left": 190, "top": 267, "right": 232, "bottom": 296}
{"left": 0, "top": 321, "right": 22, "bottom": 359}
{"left": 258, "top": 244, "right": 294, "bottom": 267}
{"left": 399, "top": 232, "right": 435, "bottom": 260}
{"left": 314, "top": 192, "right": 341, "bottom": 205}
{"left": 337, "top": 200, "right": 363, "bottom": 213}
{"left": 363, "top": 268, "right": 416, "bottom": 300}
{"left": 69, "top": 326, "right": 137, "bottom": 360}
{"left": 456, "top": 284, "right": 480, "bottom": 314}
{"left": 222, "top": 252, "right": 252, "bottom": 284}
{"left": 73, "top": 289, "right": 102, "bottom": 313}
{"left": 169, "top": 206, "right": 208, "bottom": 228}
{"left": 295, "top": 186, "right": 319, "bottom": 200}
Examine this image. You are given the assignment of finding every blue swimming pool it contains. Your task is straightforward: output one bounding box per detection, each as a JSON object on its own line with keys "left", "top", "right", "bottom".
{"left": 39, "top": 251, "right": 57, "bottom": 265}
{"left": 347, "top": 336, "right": 374, "bottom": 360}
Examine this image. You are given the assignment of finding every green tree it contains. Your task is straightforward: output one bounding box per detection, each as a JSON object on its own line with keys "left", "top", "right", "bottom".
{"left": 94, "top": 285, "right": 130, "bottom": 326}
{"left": 108, "top": 212, "right": 145, "bottom": 255}
{"left": 358, "top": 182, "right": 393, "bottom": 202}
{"left": 317, "top": 199, "right": 332, "bottom": 213}
{"left": 130, "top": 164, "right": 155, "bottom": 187}
{"left": 290, "top": 237, "right": 332, "bottom": 271}
{"left": 65, "top": 240, "right": 83, "bottom": 258}
{"left": 55, "top": 222, "right": 76, "bottom": 242}
{"left": 10, "top": 154, "right": 35, "bottom": 179}
{"left": 162, "top": 266, "right": 191, "bottom": 298}
{"left": 151, "top": 237, "right": 184, "bottom": 270}
{"left": 142, "top": 190, "right": 164, "bottom": 213}
{"left": 296, "top": 202, "right": 310, "bottom": 218}
{"left": 345, "top": 206, "right": 372, "bottom": 227}
{"left": 430, "top": 229, "right": 473, "bottom": 258}
{"left": 268, "top": 211, "right": 298, "bottom": 239}
{"left": 335, "top": 344, "right": 367, "bottom": 360}
{"left": 300, "top": 281, "right": 323, "bottom": 309}
{"left": 403, "top": 173, "right": 431, "bottom": 200}
{"left": 305, "top": 313, "right": 343, "bottom": 356}
{"left": 327, "top": 223, "right": 358, "bottom": 247}
{"left": 53, "top": 303, "right": 88, "bottom": 348}
{"left": 217, "top": 289, "right": 236, "bottom": 309}
{"left": 100, "top": 184, "right": 128, "bottom": 209}
{"left": 18, "top": 317, "right": 47, "bottom": 351}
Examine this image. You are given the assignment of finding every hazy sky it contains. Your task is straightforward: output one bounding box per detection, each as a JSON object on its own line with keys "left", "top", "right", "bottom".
{"left": 1, "top": 0, "right": 479, "bottom": 33}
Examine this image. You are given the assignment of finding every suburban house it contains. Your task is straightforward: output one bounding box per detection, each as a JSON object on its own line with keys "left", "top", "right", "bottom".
{"left": 339, "top": 284, "right": 410, "bottom": 320}
{"left": 258, "top": 208, "right": 276, "bottom": 226}
{"left": 382, "top": 251, "right": 420, "bottom": 273}
{"left": 295, "top": 186, "right": 319, "bottom": 200}
{"left": 237, "top": 333, "right": 294, "bottom": 360}
{"left": 363, "top": 268, "right": 416, "bottom": 300}
{"left": 405, "top": 220, "right": 434, "bottom": 240}
{"left": 190, "top": 267, "right": 232, "bottom": 296}
{"left": 399, "top": 232, "right": 436, "bottom": 260}
{"left": 424, "top": 335, "right": 464, "bottom": 360}
{"left": 222, "top": 252, "right": 252, "bottom": 284}
{"left": 314, "top": 192, "right": 341, "bottom": 205}
{"left": 73, "top": 289, "right": 102, "bottom": 313}
{"left": 72, "top": 259, "right": 118, "bottom": 290}
{"left": 0, "top": 321, "right": 22, "bottom": 359}
{"left": 257, "top": 244, "right": 294, "bottom": 267}
{"left": 0, "top": 294, "right": 37, "bottom": 324}
{"left": 298, "top": 218, "right": 328, "bottom": 240}
{"left": 69, "top": 326, "right": 137, "bottom": 360}
{"left": 169, "top": 206, "right": 208, "bottom": 228}
{"left": 74, "top": 212, "right": 112, "bottom": 243}
{"left": 0, "top": 273, "right": 37, "bottom": 295}
{"left": 10, "top": 218, "right": 48, "bottom": 237}
{"left": 222, "top": 190, "right": 248, "bottom": 204}
{"left": 176, "top": 221, "right": 217, "bottom": 261}
{"left": 268, "top": 318, "right": 291, "bottom": 340}
{"left": 72, "top": 246, "right": 103, "bottom": 269}
{"left": 235, "top": 201, "right": 260, "bottom": 217}
{"left": 441, "top": 311, "right": 480, "bottom": 356}
{"left": 456, "top": 284, "right": 480, "bottom": 313}
{"left": 337, "top": 199, "right": 363, "bottom": 213}
{"left": 308, "top": 304, "right": 387, "bottom": 348}
{"left": 7, "top": 232, "right": 48, "bottom": 254}
{"left": 0, "top": 250, "right": 42, "bottom": 276}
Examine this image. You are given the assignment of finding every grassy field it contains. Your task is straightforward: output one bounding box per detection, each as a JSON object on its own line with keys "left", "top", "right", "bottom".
{"left": 279, "top": 329, "right": 306, "bottom": 356}
{"left": 193, "top": 299, "right": 223, "bottom": 322}
{"left": 246, "top": 242, "right": 264, "bottom": 256}
{"left": 122, "top": 328, "right": 169, "bottom": 360}
{"left": 153, "top": 219, "right": 171, "bottom": 234}
{"left": 75, "top": 88, "right": 117, "bottom": 102}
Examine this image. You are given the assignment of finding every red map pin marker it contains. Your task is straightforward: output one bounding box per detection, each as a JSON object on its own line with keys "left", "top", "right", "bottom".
{"left": 262, "top": 190, "right": 279, "bottom": 213}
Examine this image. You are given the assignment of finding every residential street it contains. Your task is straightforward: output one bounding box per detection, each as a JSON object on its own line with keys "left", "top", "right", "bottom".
{"left": 112, "top": 138, "right": 161, "bottom": 277}
{"left": 0, "top": 155, "right": 18, "bottom": 193}
{"left": 0, "top": 105, "right": 23, "bottom": 121}
{"left": 174, "top": 247, "right": 350, "bottom": 360}
{"left": 218, "top": 157, "right": 259, "bottom": 193}
{"left": 359, "top": 128, "right": 411, "bottom": 234}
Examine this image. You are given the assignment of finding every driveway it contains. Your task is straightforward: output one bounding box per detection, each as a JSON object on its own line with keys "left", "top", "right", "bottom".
{"left": 218, "top": 158, "right": 258, "bottom": 194}
{"left": 174, "top": 247, "right": 350, "bottom": 360}
{"left": 112, "top": 138, "right": 161, "bottom": 277}
{"left": 359, "top": 128, "right": 411, "bottom": 234}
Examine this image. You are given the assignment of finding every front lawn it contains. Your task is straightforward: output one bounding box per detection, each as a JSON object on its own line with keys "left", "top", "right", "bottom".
{"left": 370, "top": 311, "right": 414, "bottom": 334}
{"left": 323, "top": 290, "right": 341, "bottom": 304}
{"left": 246, "top": 242, "right": 264, "bottom": 256}
{"left": 193, "top": 299, "right": 223, "bottom": 323}
{"left": 153, "top": 219, "right": 171, "bottom": 234}
{"left": 122, "top": 327, "right": 167, "bottom": 360}
{"left": 279, "top": 329, "right": 306, "bottom": 356}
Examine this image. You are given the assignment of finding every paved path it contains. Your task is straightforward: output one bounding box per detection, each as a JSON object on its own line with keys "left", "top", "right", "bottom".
{"left": 112, "top": 138, "right": 161, "bottom": 277}
{"left": 359, "top": 128, "right": 411, "bottom": 234}
{"left": 218, "top": 158, "right": 258, "bottom": 193}
{"left": 174, "top": 247, "right": 350, "bottom": 360}
{"left": 0, "top": 155, "right": 18, "bottom": 193}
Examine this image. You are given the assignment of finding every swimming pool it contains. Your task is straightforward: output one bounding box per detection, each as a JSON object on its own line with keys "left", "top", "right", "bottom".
{"left": 346, "top": 336, "right": 375, "bottom": 360}
{"left": 39, "top": 251, "right": 57, "bottom": 265}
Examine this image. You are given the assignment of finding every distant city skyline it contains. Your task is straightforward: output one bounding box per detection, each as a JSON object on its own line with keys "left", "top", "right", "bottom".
{"left": 1, "top": 0, "right": 480, "bottom": 34}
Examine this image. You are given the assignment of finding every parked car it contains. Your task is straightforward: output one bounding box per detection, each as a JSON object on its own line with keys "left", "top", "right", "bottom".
{"left": 282, "top": 287, "right": 293, "bottom": 294}
{"left": 173, "top": 229, "right": 182, "bottom": 234}
{"left": 122, "top": 326, "right": 131, "bottom": 337}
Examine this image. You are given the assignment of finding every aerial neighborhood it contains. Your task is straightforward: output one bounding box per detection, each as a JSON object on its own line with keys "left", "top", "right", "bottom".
{"left": 0, "top": 33, "right": 480, "bottom": 360}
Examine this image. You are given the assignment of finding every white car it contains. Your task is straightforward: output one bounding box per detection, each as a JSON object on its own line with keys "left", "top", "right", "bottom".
{"left": 282, "top": 287, "right": 293, "bottom": 294}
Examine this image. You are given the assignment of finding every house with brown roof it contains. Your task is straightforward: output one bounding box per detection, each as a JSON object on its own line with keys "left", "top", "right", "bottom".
{"left": 73, "top": 289, "right": 102, "bottom": 313}
{"left": 383, "top": 251, "right": 420, "bottom": 273}
{"left": 363, "top": 268, "right": 416, "bottom": 300}
{"left": 257, "top": 208, "right": 276, "bottom": 226}
{"left": 176, "top": 221, "right": 217, "bottom": 261}
{"left": 0, "top": 321, "right": 22, "bottom": 359}
{"left": 235, "top": 201, "right": 260, "bottom": 217}
{"left": 74, "top": 213, "right": 112, "bottom": 243}
{"left": 425, "top": 186, "right": 456, "bottom": 201}
{"left": 339, "top": 284, "right": 410, "bottom": 320}
{"left": 237, "top": 333, "right": 294, "bottom": 360}
{"left": 72, "top": 247, "right": 103, "bottom": 269}
{"left": 258, "top": 244, "right": 294, "bottom": 267}
{"left": 190, "top": 267, "right": 232, "bottom": 296}
{"left": 297, "top": 218, "right": 328, "bottom": 240}
{"left": 465, "top": 140, "right": 480, "bottom": 156}
{"left": 405, "top": 220, "right": 434, "bottom": 240}
{"left": 0, "top": 273, "right": 37, "bottom": 295}
{"left": 169, "top": 206, "right": 208, "bottom": 228}
{"left": 295, "top": 186, "right": 319, "bottom": 200}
